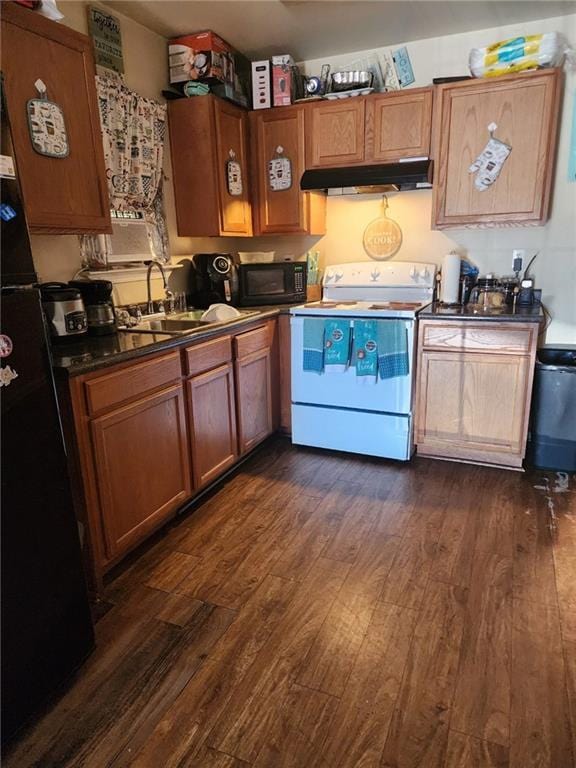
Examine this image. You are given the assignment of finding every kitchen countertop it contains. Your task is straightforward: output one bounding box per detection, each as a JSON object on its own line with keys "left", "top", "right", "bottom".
{"left": 51, "top": 303, "right": 298, "bottom": 377}
{"left": 418, "top": 302, "right": 544, "bottom": 323}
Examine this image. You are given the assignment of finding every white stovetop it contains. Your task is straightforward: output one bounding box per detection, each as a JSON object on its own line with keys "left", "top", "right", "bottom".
{"left": 291, "top": 300, "right": 431, "bottom": 319}
{"left": 294, "top": 260, "right": 437, "bottom": 318}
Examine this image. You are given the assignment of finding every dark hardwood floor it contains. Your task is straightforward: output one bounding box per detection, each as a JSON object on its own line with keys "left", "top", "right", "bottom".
{"left": 5, "top": 438, "right": 575, "bottom": 768}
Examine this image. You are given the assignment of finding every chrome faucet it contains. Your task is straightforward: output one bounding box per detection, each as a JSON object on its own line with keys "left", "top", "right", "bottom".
{"left": 146, "top": 260, "right": 173, "bottom": 315}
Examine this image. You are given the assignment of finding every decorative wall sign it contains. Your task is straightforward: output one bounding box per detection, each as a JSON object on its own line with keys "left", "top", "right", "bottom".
{"left": 88, "top": 6, "right": 124, "bottom": 74}
{"left": 363, "top": 196, "right": 402, "bottom": 261}
{"left": 468, "top": 122, "right": 511, "bottom": 191}
{"left": 226, "top": 150, "right": 243, "bottom": 196}
{"left": 268, "top": 146, "right": 292, "bottom": 191}
{"left": 27, "top": 80, "right": 69, "bottom": 158}
{"left": 392, "top": 47, "right": 415, "bottom": 88}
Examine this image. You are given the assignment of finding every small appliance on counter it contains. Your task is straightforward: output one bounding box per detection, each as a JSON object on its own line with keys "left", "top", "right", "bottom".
{"left": 468, "top": 274, "right": 505, "bottom": 309}
{"left": 40, "top": 282, "right": 88, "bottom": 339}
{"left": 69, "top": 279, "right": 116, "bottom": 336}
{"left": 188, "top": 253, "right": 239, "bottom": 309}
{"left": 238, "top": 261, "right": 306, "bottom": 306}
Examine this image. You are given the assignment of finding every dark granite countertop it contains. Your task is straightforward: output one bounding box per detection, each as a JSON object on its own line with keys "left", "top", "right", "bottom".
{"left": 418, "top": 302, "right": 544, "bottom": 323}
{"left": 51, "top": 303, "right": 300, "bottom": 377}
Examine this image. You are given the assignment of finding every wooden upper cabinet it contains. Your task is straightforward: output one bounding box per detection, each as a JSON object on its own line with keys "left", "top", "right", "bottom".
{"left": 306, "top": 99, "right": 366, "bottom": 168}
{"left": 168, "top": 95, "right": 252, "bottom": 237}
{"left": 250, "top": 106, "right": 325, "bottom": 235}
{"left": 366, "top": 87, "right": 433, "bottom": 162}
{"left": 214, "top": 98, "right": 253, "bottom": 235}
{"left": 1, "top": 3, "right": 110, "bottom": 235}
{"left": 432, "top": 69, "right": 561, "bottom": 229}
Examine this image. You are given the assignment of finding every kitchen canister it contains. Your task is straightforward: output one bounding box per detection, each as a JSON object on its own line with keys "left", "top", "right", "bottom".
{"left": 440, "top": 252, "right": 461, "bottom": 304}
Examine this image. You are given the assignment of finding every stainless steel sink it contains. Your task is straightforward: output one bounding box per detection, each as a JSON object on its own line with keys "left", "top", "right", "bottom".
{"left": 118, "top": 309, "right": 260, "bottom": 336}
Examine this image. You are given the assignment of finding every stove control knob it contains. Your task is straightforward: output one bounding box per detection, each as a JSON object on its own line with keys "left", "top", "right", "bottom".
{"left": 334, "top": 270, "right": 344, "bottom": 282}
{"left": 326, "top": 270, "right": 335, "bottom": 282}
{"left": 409, "top": 266, "right": 417, "bottom": 280}
{"left": 419, "top": 267, "right": 429, "bottom": 279}
{"left": 370, "top": 269, "right": 381, "bottom": 282}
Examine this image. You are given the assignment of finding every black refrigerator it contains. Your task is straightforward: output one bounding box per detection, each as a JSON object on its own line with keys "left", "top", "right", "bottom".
{"left": 1, "top": 77, "right": 95, "bottom": 744}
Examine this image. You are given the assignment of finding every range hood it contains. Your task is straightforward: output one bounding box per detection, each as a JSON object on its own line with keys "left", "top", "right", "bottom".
{"left": 300, "top": 159, "right": 433, "bottom": 195}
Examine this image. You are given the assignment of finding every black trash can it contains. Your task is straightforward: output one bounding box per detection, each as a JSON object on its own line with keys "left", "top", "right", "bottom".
{"left": 528, "top": 346, "right": 576, "bottom": 472}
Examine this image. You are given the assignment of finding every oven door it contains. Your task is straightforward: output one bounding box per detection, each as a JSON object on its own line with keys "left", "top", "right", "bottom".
{"left": 290, "top": 314, "right": 415, "bottom": 415}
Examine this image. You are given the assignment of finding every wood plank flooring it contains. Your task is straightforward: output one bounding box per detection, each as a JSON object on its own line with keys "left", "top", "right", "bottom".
{"left": 5, "top": 438, "right": 575, "bottom": 768}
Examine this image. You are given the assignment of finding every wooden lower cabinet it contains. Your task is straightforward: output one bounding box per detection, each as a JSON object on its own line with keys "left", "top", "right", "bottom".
{"left": 415, "top": 320, "right": 538, "bottom": 468}
{"left": 235, "top": 346, "right": 273, "bottom": 454}
{"left": 91, "top": 384, "right": 191, "bottom": 560}
{"left": 278, "top": 314, "right": 292, "bottom": 433}
{"left": 65, "top": 320, "right": 280, "bottom": 590}
{"left": 187, "top": 363, "right": 238, "bottom": 488}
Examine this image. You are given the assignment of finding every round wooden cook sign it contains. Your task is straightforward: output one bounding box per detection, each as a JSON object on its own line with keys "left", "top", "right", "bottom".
{"left": 363, "top": 216, "right": 402, "bottom": 260}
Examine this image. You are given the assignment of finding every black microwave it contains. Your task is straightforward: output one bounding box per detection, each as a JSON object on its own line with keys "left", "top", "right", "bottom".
{"left": 238, "top": 262, "right": 307, "bottom": 306}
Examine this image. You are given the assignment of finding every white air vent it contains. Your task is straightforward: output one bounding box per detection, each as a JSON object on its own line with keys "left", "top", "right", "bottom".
{"left": 107, "top": 219, "right": 156, "bottom": 264}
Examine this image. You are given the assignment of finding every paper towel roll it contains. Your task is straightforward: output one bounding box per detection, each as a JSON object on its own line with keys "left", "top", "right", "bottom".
{"left": 440, "top": 253, "right": 461, "bottom": 304}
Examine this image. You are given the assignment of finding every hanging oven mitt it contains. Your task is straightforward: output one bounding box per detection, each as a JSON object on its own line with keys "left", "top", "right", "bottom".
{"left": 468, "top": 123, "right": 511, "bottom": 192}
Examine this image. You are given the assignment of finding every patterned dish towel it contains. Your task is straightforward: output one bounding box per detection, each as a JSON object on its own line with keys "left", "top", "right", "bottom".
{"left": 353, "top": 320, "right": 378, "bottom": 377}
{"left": 377, "top": 321, "right": 409, "bottom": 379}
{"left": 303, "top": 318, "right": 325, "bottom": 372}
{"left": 324, "top": 319, "right": 351, "bottom": 372}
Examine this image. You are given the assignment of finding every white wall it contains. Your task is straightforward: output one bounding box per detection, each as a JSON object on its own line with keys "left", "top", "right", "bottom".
{"left": 301, "top": 15, "right": 576, "bottom": 344}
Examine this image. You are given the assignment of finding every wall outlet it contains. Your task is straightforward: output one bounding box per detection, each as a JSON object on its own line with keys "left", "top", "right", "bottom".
{"left": 512, "top": 249, "right": 525, "bottom": 273}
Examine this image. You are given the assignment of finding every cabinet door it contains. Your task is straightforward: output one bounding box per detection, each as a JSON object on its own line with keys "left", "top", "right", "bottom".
{"left": 415, "top": 350, "right": 532, "bottom": 466}
{"left": 1, "top": 4, "right": 110, "bottom": 234}
{"left": 235, "top": 347, "right": 273, "bottom": 454}
{"left": 306, "top": 99, "right": 365, "bottom": 168}
{"left": 367, "top": 88, "right": 432, "bottom": 162}
{"left": 187, "top": 363, "right": 238, "bottom": 488}
{"left": 432, "top": 69, "right": 561, "bottom": 228}
{"left": 91, "top": 384, "right": 191, "bottom": 559}
{"left": 214, "top": 98, "right": 253, "bottom": 235}
{"left": 252, "top": 107, "right": 325, "bottom": 235}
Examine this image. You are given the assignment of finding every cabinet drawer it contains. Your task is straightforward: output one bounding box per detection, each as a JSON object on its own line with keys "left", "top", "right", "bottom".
{"left": 183, "top": 335, "right": 232, "bottom": 377}
{"left": 421, "top": 322, "right": 535, "bottom": 354}
{"left": 85, "top": 352, "right": 181, "bottom": 416}
{"left": 235, "top": 324, "right": 271, "bottom": 359}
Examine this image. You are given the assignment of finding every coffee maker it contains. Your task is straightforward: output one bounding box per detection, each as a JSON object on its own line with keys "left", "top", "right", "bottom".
{"left": 188, "top": 254, "right": 239, "bottom": 309}
{"left": 69, "top": 279, "right": 116, "bottom": 336}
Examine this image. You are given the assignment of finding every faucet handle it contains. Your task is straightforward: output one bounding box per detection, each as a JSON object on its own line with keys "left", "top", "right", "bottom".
{"left": 165, "top": 291, "right": 176, "bottom": 315}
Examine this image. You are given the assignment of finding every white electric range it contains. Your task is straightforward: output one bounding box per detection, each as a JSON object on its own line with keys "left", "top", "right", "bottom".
{"left": 290, "top": 261, "right": 436, "bottom": 460}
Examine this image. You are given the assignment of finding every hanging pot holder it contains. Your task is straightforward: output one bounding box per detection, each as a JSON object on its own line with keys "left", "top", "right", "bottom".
{"left": 26, "top": 80, "right": 69, "bottom": 159}
{"left": 226, "top": 150, "right": 243, "bottom": 196}
{"left": 268, "top": 146, "right": 292, "bottom": 191}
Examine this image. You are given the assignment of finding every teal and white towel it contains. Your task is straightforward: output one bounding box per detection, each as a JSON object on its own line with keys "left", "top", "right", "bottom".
{"left": 377, "top": 321, "right": 409, "bottom": 379}
{"left": 303, "top": 318, "right": 325, "bottom": 372}
{"left": 324, "top": 319, "right": 351, "bottom": 372}
{"left": 353, "top": 320, "right": 378, "bottom": 377}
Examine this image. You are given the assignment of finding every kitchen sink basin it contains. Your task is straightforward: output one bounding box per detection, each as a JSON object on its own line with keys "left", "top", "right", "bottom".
{"left": 118, "top": 309, "right": 260, "bottom": 336}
